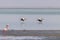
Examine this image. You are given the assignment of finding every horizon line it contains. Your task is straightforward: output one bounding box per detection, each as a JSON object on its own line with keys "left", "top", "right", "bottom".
{"left": 0, "top": 8, "right": 60, "bottom": 9}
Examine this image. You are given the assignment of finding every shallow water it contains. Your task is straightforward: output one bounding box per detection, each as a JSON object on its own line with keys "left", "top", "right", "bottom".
{"left": 0, "top": 9, "right": 60, "bottom": 30}
{"left": 0, "top": 9, "right": 60, "bottom": 40}
{"left": 0, "top": 14, "right": 60, "bottom": 30}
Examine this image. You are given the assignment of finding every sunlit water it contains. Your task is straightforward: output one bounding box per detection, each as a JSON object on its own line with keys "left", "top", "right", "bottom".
{"left": 0, "top": 9, "right": 60, "bottom": 40}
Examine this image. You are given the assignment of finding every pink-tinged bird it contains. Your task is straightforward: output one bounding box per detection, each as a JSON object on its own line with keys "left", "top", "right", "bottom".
{"left": 3, "top": 24, "right": 9, "bottom": 32}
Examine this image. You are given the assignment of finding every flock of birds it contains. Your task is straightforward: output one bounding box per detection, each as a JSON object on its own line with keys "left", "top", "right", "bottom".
{"left": 20, "top": 17, "right": 43, "bottom": 22}
{"left": 3, "top": 17, "right": 44, "bottom": 32}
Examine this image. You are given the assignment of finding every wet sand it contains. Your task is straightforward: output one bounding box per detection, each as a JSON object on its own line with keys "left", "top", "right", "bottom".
{"left": 0, "top": 30, "right": 60, "bottom": 36}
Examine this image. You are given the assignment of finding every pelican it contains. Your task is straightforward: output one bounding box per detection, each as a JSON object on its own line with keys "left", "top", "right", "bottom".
{"left": 3, "top": 24, "right": 9, "bottom": 32}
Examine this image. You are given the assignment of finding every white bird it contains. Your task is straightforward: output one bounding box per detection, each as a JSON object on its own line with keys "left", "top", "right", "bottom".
{"left": 37, "top": 18, "right": 44, "bottom": 23}
{"left": 3, "top": 24, "right": 9, "bottom": 32}
{"left": 20, "top": 17, "right": 26, "bottom": 22}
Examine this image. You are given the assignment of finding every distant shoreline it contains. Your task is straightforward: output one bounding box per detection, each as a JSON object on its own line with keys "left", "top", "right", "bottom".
{"left": 0, "top": 8, "right": 60, "bottom": 9}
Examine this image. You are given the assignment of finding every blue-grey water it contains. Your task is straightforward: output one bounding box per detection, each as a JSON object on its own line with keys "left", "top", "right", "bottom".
{"left": 0, "top": 9, "right": 60, "bottom": 30}
{"left": 0, "top": 9, "right": 60, "bottom": 40}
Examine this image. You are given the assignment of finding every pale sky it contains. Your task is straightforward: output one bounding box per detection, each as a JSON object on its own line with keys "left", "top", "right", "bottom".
{"left": 0, "top": 0, "right": 60, "bottom": 8}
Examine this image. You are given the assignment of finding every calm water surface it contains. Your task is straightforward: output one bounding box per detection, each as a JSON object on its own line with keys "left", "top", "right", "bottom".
{"left": 0, "top": 9, "right": 60, "bottom": 30}
{"left": 0, "top": 9, "right": 60, "bottom": 40}
{"left": 0, "top": 14, "right": 60, "bottom": 30}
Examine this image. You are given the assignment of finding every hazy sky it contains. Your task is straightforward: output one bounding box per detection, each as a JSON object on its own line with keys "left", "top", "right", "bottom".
{"left": 0, "top": 0, "right": 60, "bottom": 8}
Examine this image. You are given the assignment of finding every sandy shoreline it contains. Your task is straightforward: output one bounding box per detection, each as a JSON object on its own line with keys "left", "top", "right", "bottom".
{"left": 0, "top": 30, "right": 60, "bottom": 36}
